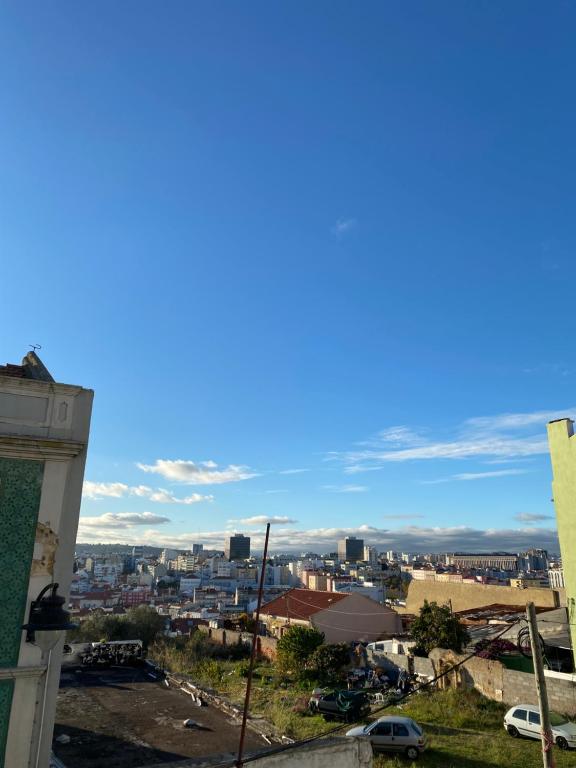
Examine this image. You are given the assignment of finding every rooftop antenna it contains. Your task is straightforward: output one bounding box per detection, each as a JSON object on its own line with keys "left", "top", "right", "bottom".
{"left": 29, "top": 344, "right": 42, "bottom": 352}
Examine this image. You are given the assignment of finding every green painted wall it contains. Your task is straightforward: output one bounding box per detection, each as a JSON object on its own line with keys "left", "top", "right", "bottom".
{"left": 0, "top": 457, "right": 44, "bottom": 767}
{"left": 547, "top": 419, "right": 576, "bottom": 666}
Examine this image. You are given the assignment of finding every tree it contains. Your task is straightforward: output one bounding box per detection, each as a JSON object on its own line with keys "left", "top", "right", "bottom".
{"left": 276, "top": 625, "right": 324, "bottom": 675}
{"left": 309, "top": 643, "right": 350, "bottom": 684}
{"left": 68, "top": 606, "right": 165, "bottom": 648}
{"left": 126, "top": 605, "right": 166, "bottom": 648}
{"left": 410, "top": 600, "right": 470, "bottom": 656}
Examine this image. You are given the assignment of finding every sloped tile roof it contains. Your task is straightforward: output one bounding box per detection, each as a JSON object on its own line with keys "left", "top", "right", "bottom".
{"left": 260, "top": 588, "right": 348, "bottom": 621}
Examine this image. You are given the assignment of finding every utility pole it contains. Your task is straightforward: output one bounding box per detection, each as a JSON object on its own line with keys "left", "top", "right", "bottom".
{"left": 526, "top": 601, "right": 556, "bottom": 768}
{"left": 236, "top": 523, "right": 271, "bottom": 768}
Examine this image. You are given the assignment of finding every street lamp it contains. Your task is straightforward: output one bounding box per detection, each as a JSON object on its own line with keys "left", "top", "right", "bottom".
{"left": 22, "top": 583, "right": 77, "bottom": 650}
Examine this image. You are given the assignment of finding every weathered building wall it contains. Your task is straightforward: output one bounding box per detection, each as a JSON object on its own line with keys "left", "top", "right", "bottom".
{"left": 197, "top": 625, "right": 278, "bottom": 659}
{"left": 427, "top": 648, "right": 576, "bottom": 716}
{"left": 547, "top": 418, "right": 576, "bottom": 666}
{"left": 405, "top": 580, "right": 563, "bottom": 614}
{"left": 0, "top": 356, "right": 93, "bottom": 768}
{"left": 311, "top": 592, "right": 403, "bottom": 644}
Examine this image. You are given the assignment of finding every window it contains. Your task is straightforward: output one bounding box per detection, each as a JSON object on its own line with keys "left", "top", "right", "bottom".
{"left": 513, "top": 709, "right": 528, "bottom": 721}
{"left": 550, "top": 713, "right": 568, "bottom": 726}
{"left": 528, "top": 712, "right": 541, "bottom": 726}
{"left": 373, "top": 723, "right": 392, "bottom": 736}
{"left": 410, "top": 721, "right": 423, "bottom": 736}
{"left": 393, "top": 723, "right": 410, "bottom": 737}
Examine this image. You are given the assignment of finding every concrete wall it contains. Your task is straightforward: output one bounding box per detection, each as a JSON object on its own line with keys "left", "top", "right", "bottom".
{"left": 312, "top": 593, "right": 403, "bottom": 644}
{"left": 249, "top": 738, "right": 372, "bottom": 768}
{"left": 405, "top": 579, "right": 562, "bottom": 615}
{"left": 198, "top": 625, "right": 278, "bottom": 660}
{"left": 427, "top": 648, "right": 576, "bottom": 716}
{"left": 547, "top": 419, "right": 576, "bottom": 665}
{"left": 150, "top": 737, "right": 372, "bottom": 768}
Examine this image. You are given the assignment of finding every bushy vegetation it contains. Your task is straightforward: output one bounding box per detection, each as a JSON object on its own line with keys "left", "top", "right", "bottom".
{"left": 67, "top": 605, "right": 165, "bottom": 648}
{"left": 276, "top": 625, "right": 324, "bottom": 675}
{"left": 150, "top": 631, "right": 250, "bottom": 676}
{"left": 410, "top": 601, "right": 470, "bottom": 656}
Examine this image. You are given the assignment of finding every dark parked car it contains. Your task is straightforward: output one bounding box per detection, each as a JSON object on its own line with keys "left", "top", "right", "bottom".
{"left": 308, "top": 689, "right": 370, "bottom": 721}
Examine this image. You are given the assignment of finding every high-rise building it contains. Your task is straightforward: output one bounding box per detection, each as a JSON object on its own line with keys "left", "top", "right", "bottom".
{"left": 192, "top": 543, "right": 203, "bottom": 556}
{"left": 338, "top": 536, "right": 364, "bottom": 563}
{"left": 519, "top": 548, "right": 549, "bottom": 572}
{"left": 225, "top": 534, "right": 251, "bottom": 561}
{"left": 363, "top": 545, "right": 378, "bottom": 565}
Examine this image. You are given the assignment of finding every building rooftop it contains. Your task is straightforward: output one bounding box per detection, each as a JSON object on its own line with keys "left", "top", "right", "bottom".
{"left": 0, "top": 351, "right": 54, "bottom": 381}
{"left": 53, "top": 666, "right": 267, "bottom": 768}
{"left": 260, "top": 588, "right": 348, "bottom": 621}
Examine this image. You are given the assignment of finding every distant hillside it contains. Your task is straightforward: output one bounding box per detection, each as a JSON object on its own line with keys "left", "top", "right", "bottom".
{"left": 75, "top": 543, "right": 163, "bottom": 556}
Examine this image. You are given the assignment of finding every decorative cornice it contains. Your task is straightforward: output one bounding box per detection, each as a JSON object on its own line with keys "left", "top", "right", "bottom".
{"left": 0, "top": 435, "right": 85, "bottom": 460}
{"left": 0, "top": 665, "right": 46, "bottom": 681}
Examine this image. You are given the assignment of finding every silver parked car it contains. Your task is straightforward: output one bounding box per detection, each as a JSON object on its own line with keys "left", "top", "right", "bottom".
{"left": 346, "top": 715, "right": 427, "bottom": 760}
{"left": 504, "top": 705, "right": 576, "bottom": 750}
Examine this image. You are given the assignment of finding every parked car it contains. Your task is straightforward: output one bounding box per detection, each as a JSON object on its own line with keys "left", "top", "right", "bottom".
{"left": 504, "top": 705, "right": 576, "bottom": 750}
{"left": 308, "top": 689, "right": 370, "bottom": 721}
{"left": 346, "top": 716, "right": 427, "bottom": 760}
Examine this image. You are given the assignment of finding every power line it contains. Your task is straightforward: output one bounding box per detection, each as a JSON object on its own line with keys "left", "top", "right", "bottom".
{"left": 204, "top": 618, "right": 522, "bottom": 768}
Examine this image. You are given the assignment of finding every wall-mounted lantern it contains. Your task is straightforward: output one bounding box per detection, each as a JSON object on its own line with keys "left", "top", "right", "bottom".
{"left": 22, "top": 583, "right": 77, "bottom": 649}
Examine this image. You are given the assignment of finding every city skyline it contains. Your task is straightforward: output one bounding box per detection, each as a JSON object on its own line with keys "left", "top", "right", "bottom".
{"left": 3, "top": 3, "right": 576, "bottom": 554}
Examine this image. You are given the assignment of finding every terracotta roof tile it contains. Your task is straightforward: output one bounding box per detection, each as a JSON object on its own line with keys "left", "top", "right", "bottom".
{"left": 260, "top": 588, "right": 348, "bottom": 622}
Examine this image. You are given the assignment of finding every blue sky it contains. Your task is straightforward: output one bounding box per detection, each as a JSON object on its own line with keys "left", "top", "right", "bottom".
{"left": 2, "top": 1, "right": 575, "bottom": 553}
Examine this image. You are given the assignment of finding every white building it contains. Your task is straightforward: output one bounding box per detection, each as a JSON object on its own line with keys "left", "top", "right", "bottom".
{"left": 363, "top": 546, "right": 379, "bottom": 565}
{"left": 160, "top": 548, "right": 179, "bottom": 564}
{"left": 0, "top": 352, "right": 92, "bottom": 768}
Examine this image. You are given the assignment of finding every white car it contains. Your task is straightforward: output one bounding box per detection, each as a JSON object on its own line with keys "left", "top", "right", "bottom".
{"left": 346, "top": 716, "right": 427, "bottom": 760}
{"left": 504, "top": 705, "right": 576, "bottom": 750}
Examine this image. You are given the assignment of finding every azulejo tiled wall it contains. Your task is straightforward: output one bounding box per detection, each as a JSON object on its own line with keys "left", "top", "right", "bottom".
{"left": 0, "top": 457, "right": 44, "bottom": 766}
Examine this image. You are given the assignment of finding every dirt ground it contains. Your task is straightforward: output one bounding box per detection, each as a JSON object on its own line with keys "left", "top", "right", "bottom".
{"left": 52, "top": 667, "right": 267, "bottom": 767}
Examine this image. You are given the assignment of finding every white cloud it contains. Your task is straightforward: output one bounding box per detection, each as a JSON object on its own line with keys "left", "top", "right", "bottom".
{"left": 83, "top": 481, "right": 213, "bottom": 505}
{"left": 230, "top": 515, "right": 298, "bottom": 525}
{"left": 323, "top": 484, "right": 368, "bottom": 493}
{"left": 83, "top": 481, "right": 129, "bottom": 499}
{"left": 331, "top": 218, "right": 357, "bottom": 237}
{"left": 279, "top": 468, "right": 310, "bottom": 475}
{"left": 421, "top": 469, "right": 530, "bottom": 485}
{"left": 330, "top": 408, "right": 576, "bottom": 472}
{"left": 79, "top": 512, "right": 171, "bottom": 529}
{"left": 137, "top": 459, "right": 258, "bottom": 485}
{"left": 514, "top": 512, "right": 555, "bottom": 522}
{"left": 263, "top": 489, "right": 289, "bottom": 495}
{"left": 76, "top": 523, "right": 559, "bottom": 554}
{"left": 453, "top": 469, "right": 529, "bottom": 481}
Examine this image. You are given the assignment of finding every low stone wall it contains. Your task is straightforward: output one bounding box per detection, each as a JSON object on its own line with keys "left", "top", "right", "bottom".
{"left": 142, "top": 737, "right": 372, "bottom": 768}
{"left": 198, "top": 625, "right": 278, "bottom": 660}
{"left": 427, "top": 648, "right": 576, "bottom": 716}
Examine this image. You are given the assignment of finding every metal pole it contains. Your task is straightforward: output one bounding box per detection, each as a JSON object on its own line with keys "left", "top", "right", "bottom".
{"left": 526, "top": 602, "right": 556, "bottom": 768}
{"left": 236, "top": 523, "right": 271, "bottom": 768}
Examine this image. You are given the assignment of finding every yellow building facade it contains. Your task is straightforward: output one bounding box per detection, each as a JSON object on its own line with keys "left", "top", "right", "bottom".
{"left": 547, "top": 418, "right": 576, "bottom": 664}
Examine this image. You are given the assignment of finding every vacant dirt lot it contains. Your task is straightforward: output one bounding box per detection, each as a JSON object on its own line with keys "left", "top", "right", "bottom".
{"left": 53, "top": 667, "right": 267, "bottom": 767}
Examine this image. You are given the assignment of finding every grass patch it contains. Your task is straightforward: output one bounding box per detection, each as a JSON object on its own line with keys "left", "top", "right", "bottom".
{"left": 152, "top": 639, "right": 576, "bottom": 766}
